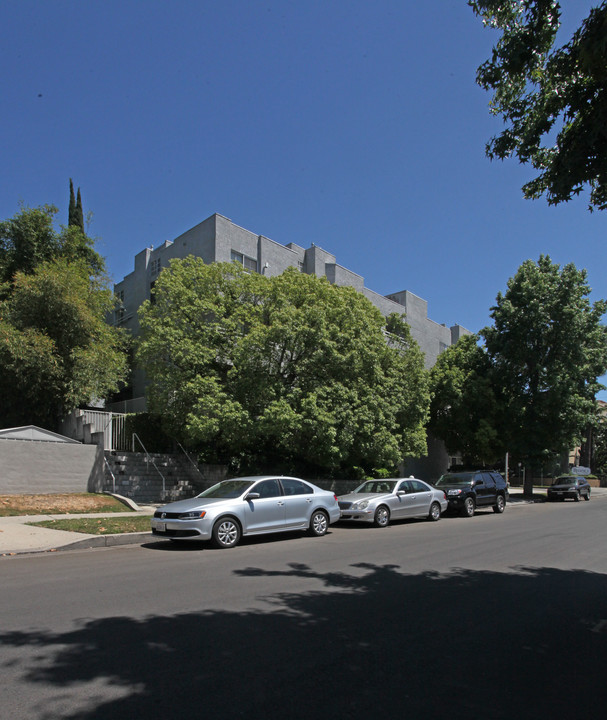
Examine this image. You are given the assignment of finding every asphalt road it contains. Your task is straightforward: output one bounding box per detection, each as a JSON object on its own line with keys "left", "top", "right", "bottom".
{"left": 2, "top": 499, "right": 606, "bottom": 720}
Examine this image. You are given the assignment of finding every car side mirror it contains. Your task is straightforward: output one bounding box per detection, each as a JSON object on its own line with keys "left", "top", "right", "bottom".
{"left": 397, "top": 490, "right": 407, "bottom": 496}
{"left": 246, "top": 492, "right": 260, "bottom": 500}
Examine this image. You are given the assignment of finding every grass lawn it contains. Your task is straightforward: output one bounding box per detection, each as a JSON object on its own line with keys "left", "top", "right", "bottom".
{"left": 26, "top": 516, "right": 152, "bottom": 535}
{"left": 0, "top": 493, "right": 135, "bottom": 517}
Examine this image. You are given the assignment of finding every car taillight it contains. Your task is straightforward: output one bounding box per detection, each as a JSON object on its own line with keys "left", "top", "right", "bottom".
{"left": 334, "top": 494, "right": 338, "bottom": 502}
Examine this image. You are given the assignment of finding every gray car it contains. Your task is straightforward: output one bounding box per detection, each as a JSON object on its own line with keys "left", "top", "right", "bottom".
{"left": 338, "top": 477, "right": 448, "bottom": 527}
{"left": 151, "top": 476, "right": 341, "bottom": 548}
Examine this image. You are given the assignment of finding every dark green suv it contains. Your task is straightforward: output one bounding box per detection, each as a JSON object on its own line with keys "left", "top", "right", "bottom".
{"left": 433, "top": 470, "right": 509, "bottom": 517}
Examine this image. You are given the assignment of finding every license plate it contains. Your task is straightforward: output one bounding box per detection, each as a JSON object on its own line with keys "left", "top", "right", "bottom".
{"left": 154, "top": 521, "right": 166, "bottom": 532}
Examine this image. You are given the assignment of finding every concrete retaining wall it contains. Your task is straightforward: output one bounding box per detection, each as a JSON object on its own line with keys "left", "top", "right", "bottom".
{"left": 0, "top": 440, "right": 104, "bottom": 494}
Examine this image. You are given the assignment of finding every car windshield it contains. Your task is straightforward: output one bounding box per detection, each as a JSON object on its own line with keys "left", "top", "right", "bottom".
{"left": 197, "top": 480, "right": 255, "bottom": 498}
{"left": 552, "top": 477, "right": 576, "bottom": 486}
{"left": 354, "top": 480, "right": 397, "bottom": 494}
{"left": 435, "top": 473, "right": 474, "bottom": 487}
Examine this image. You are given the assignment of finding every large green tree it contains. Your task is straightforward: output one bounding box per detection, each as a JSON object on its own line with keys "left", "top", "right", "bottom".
{"left": 0, "top": 258, "right": 128, "bottom": 428}
{"left": 0, "top": 204, "right": 127, "bottom": 429}
{"left": 428, "top": 333, "right": 504, "bottom": 467}
{"left": 137, "top": 259, "right": 429, "bottom": 477}
{"left": 484, "top": 255, "right": 607, "bottom": 491}
{"left": 470, "top": 1, "right": 607, "bottom": 210}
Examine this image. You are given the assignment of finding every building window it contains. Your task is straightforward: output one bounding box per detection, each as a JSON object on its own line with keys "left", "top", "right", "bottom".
{"left": 439, "top": 342, "right": 449, "bottom": 354}
{"left": 231, "top": 250, "right": 258, "bottom": 272}
{"left": 298, "top": 261, "right": 304, "bottom": 272}
{"left": 150, "top": 258, "right": 162, "bottom": 276}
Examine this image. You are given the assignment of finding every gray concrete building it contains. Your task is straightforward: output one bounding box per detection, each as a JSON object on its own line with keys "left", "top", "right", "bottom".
{"left": 112, "top": 213, "right": 469, "bottom": 406}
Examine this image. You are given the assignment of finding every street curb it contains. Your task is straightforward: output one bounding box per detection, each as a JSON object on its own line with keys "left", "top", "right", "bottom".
{"left": 54, "top": 531, "right": 153, "bottom": 552}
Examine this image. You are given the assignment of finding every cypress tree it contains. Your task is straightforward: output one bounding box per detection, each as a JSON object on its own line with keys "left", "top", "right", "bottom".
{"left": 75, "top": 188, "right": 85, "bottom": 233}
{"left": 68, "top": 179, "right": 77, "bottom": 226}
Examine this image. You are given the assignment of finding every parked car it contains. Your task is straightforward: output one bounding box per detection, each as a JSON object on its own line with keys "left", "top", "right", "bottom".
{"left": 151, "top": 476, "right": 340, "bottom": 548}
{"left": 547, "top": 475, "right": 591, "bottom": 502}
{"left": 337, "top": 478, "right": 448, "bottom": 527}
{"left": 433, "top": 470, "right": 508, "bottom": 517}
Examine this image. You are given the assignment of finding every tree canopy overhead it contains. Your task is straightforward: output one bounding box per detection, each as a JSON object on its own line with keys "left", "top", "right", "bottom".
{"left": 470, "top": 1, "right": 607, "bottom": 210}
{"left": 137, "top": 259, "right": 430, "bottom": 477}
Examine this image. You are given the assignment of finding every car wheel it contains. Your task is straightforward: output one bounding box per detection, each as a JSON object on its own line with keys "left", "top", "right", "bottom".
{"left": 212, "top": 517, "right": 241, "bottom": 548}
{"left": 493, "top": 495, "right": 506, "bottom": 514}
{"left": 428, "top": 502, "right": 441, "bottom": 522}
{"left": 374, "top": 505, "right": 390, "bottom": 527}
{"left": 574, "top": 491, "right": 580, "bottom": 502}
{"left": 461, "top": 497, "right": 475, "bottom": 517}
{"left": 309, "top": 510, "right": 329, "bottom": 537}
{"left": 584, "top": 490, "right": 591, "bottom": 501}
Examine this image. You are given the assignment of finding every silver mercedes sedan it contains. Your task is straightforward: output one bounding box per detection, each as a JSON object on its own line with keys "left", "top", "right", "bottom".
{"left": 338, "top": 477, "right": 448, "bottom": 527}
{"left": 151, "top": 476, "right": 341, "bottom": 548}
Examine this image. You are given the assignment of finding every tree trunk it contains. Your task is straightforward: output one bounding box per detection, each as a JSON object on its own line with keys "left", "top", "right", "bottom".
{"left": 523, "top": 472, "right": 534, "bottom": 497}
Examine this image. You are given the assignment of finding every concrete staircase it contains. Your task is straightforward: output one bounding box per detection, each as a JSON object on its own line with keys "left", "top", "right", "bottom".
{"left": 103, "top": 451, "right": 227, "bottom": 504}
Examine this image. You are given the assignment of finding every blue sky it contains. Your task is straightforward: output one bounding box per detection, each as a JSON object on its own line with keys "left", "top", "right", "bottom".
{"left": 2, "top": 1, "right": 606, "bottom": 391}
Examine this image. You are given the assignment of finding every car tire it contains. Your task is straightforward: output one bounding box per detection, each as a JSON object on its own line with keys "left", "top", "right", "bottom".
{"left": 574, "top": 491, "right": 580, "bottom": 502}
{"left": 308, "top": 510, "right": 329, "bottom": 537}
{"left": 428, "top": 502, "right": 441, "bottom": 522}
{"left": 584, "top": 491, "right": 591, "bottom": 501}
{"left": 212, "top": 517, "right": 241, "bottom": 548}
{"left": 493, "top": 495, "right": 506, "bottom": 514}
{"left": 461, "top": 497, "right": 475, "bottom": 517}
{"left": 374, "top": 505, "right": 390, "bottom": 527}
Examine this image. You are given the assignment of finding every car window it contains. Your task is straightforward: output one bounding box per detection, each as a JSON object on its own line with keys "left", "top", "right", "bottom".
{"left": 355, "top": 480, "right": 398, "bottom": 493}
{"left": 410, "top": 480, "right": 429, "bottom": 493}
{"left": 198, "top": 480, "right": 255, "bottom": 498}
{"left": 281, "top": 479, "right": 313, "bottom": 496}
{"left": 253, "top": 479, "right": 282, "bottom": 498}
{"left": 482, "top": 473, "right": 496, "bottom": 487}
{"left": 396, "top": 481, "right": 409, "bottom": 493}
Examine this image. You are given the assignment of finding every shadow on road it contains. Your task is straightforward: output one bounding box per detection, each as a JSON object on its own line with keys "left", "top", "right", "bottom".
{"left": 2, "top": 563, "right": 606, "bottom": 719}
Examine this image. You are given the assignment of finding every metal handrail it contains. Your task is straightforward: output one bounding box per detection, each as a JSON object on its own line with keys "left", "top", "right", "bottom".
{"left": 132, "top": 433, "right": 166, "bottom": 498}
{"left": 176, "top": 441, "right": 204, "bottom": 476}
{"left": 104, "top": 456, "right": 117, "bottom": 494}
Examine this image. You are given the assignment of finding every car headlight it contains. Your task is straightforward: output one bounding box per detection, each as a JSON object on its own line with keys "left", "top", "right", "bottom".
{"left": 178, "top": 510, "right": 207, "bottom": 519}
{"left": 447, "top": 489, "right": 462, "bottom": 496}
{"left": 352, "top": 500, "right": 370, "bottom": 510}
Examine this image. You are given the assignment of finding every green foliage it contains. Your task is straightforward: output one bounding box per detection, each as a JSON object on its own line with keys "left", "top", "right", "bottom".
{"left": 483, "top": 255, "right": 607, "bottom": 468}
{"left": 429, "top": 334, "right": 504, "bottom": 466}
{"left": 137, "top": 260, "right": 430, "bottom": 477}
{"left": 592, "top": 415, "right": 607, "bottom": 475}
{"left": 429, "top": 256, "right": 607, "bottom": 478}
{"left": 0, "top": 203, "right": 105, "bottom": 287}
{"left": 0, "top": 203, "right": 127, "bottom": 429}
{"left": 0, "top": 258, "right": 129, "bottom": 428}
{"left": 470, "top": 1, "right": 607, "bottom": 210}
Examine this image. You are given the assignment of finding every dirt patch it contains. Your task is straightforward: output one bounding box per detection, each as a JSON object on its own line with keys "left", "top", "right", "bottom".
{"left": 0, "top": 493, "right": 130, "bottom": 516}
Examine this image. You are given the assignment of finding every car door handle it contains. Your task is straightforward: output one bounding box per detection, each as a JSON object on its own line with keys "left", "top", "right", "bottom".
{"left": 277, "top": 501, "right": 285, "bottom": 506}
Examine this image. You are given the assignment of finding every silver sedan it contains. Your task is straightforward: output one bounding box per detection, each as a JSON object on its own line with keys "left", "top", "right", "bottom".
{"left": 338, "top": 477, "right": 448, "bottom": 527}
{"left": 151, "top": 476, "right": 341, "bottom": 548}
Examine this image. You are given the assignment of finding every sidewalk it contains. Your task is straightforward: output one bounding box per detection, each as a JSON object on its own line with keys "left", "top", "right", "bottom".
{"left": 0, "top": 509, "right": 156, "bottom": 557}
{"left": 1, "top": 488, "right": 606, "bottom": 557}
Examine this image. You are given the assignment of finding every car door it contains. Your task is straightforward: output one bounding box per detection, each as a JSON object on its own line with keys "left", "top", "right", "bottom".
{"left": 407, "top": 480, "right": 433, "bottom": 517}
{"left": 393, "top": 480, "right": 418, "bottom": 518}
{"left": 479, "top": 472, "right": 497, "bottom": 506}
{"left": 243, "top": 478, "right": 286, "bottom": 534}
{"left": 281, "top": 478, "right": 316, "bottom": 529}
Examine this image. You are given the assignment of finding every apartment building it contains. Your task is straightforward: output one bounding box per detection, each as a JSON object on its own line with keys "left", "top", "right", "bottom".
{"left": 112, "top": 213, "right": 470, "bottom": 405}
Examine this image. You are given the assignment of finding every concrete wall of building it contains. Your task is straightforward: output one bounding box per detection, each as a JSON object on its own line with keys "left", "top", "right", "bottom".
{"left": 0, "top": 440, "right": 105, "bottom": 494}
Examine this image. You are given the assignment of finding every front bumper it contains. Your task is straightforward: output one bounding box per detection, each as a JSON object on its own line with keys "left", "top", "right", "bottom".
{"left": 151, "top": 518, "right": 211, "bottom": 540}
{"left": 339, "top": 508, "right": 375, "bottom": 523}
